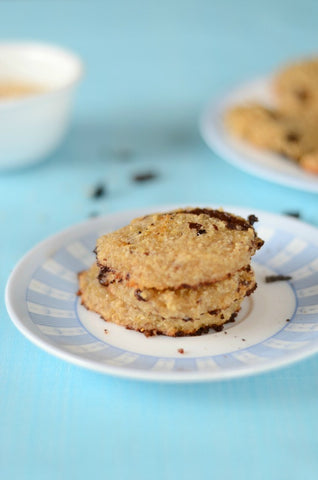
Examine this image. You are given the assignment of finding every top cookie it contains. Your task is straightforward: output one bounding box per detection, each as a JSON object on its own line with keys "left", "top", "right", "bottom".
{"left": 274, "top": 58, "right": 318, "bottom": 115}
{"left": 95, "top": 208, "right": 263, "bottom": 290}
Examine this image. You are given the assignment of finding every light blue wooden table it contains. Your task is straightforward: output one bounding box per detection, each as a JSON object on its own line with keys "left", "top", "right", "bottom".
{"left": 2, "top": 1, "right": 318, "bottom": 479}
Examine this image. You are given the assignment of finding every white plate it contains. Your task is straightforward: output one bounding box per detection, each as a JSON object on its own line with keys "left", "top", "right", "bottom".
{"left": 5, "top": 206, "right": 318, "bottom": 382}
{"left": 200, "top": 77, "right": 318, "bottom": 193}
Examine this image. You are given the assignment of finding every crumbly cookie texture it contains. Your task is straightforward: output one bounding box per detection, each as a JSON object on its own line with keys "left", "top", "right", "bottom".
{"left": 225, "top": 103, "right": 318, "bottom": 161}
{"left": 105, "top": 265, "right": 256, "bottom": 319}
{"left": 78, "top": 265, "right": 245, "bottom": 337}
{"left": 95, "top": 208, "right": 263, "bottom": 290}
{"left": 274, "top": 58, "right": 318, "bottom": 115}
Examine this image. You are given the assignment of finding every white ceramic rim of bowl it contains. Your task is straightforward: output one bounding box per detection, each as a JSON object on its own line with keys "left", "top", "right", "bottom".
{"left": 0, "top": 41, "right": 84, "bottom": 107}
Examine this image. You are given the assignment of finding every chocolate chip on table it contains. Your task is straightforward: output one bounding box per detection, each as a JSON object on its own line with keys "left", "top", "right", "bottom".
{"left": 284, "top": 211, "right": 301, "bottom": 219}
{"left": 132, "top": 172, "right": 158, "bottom": 182}
{"left": 178, "top": 348, "right": 184, "bottom": 354}
{"left": 90, "top": 183, "right": 107, "bottom": 199}
{"left": 265, "top": 275, "right": 292, "bottom": 283}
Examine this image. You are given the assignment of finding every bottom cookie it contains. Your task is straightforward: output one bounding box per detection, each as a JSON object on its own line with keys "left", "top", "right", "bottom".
{"left": 78, "top": 265, "right": 245, "bottom": 337}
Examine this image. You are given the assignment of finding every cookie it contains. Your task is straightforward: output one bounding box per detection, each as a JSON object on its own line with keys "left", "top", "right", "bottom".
{"left": 225, "top": 103, "right": 318, "bottom": 161}
{"left": 95, "top": 208, "right": 263, "bottom": 290}
{"left": 274, "top": 58, "right": 318, "bottom": 115}
{"left": 78, "top": 265, "right": 245, "bottom": 337}
{"left": 104, "top": 265, "right": 256, "bottom": 319}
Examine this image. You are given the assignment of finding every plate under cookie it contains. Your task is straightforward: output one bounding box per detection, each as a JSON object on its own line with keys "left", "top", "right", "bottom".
{"left": 5, "top": 206, "right": 318, "bottom": 382}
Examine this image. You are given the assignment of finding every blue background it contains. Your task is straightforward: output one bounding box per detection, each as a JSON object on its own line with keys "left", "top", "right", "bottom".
{"left": 1, "top": 1, "right": 318, "bottom": 479}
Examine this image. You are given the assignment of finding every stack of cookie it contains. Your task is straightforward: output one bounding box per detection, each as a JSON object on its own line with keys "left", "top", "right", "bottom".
{"left": 78, "top": 208, "right": 264, "bottom": 337}
{"left": 225, "top": 58, "right": 318, "bottom": 174}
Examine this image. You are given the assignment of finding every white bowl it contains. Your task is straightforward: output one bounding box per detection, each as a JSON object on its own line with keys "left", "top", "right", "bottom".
{"left": 0, "top": 42, "right": 83, "bottom": 169}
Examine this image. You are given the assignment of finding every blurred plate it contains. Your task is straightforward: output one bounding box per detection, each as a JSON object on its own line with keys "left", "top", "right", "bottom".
{"left": 200, "top": 77, "right": 318, "bottom": 193}
{"left": 5, "top": 206, "right": 318, "bottom": 382}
